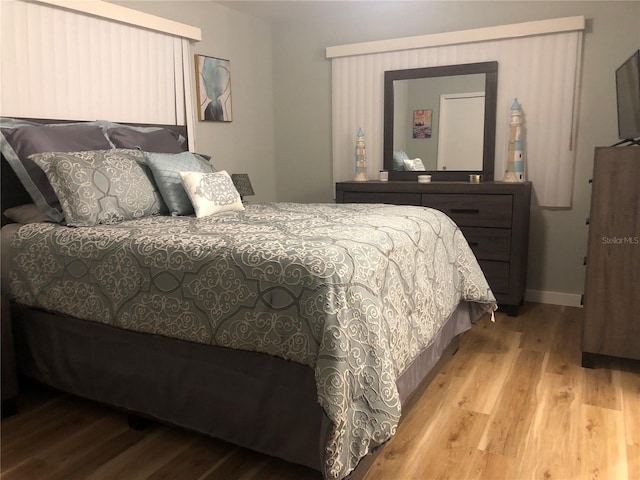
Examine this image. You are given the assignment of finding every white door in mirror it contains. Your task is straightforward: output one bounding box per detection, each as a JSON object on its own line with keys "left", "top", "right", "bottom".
{"left": 437, "top": 92, "right": 485, "bottom": 171}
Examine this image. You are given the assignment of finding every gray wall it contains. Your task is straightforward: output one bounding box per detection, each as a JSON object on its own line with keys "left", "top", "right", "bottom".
{"left": 117, "top": 1, "right": 277, "bottom": 204}
{"left": 269, "top": 1, "right": 640, "bottom": 301}
{"left": 401, "top": 74, "right": 486, "bottom": 169}
{"left": 118, "top": 1, "right": 640, "bottom": 301}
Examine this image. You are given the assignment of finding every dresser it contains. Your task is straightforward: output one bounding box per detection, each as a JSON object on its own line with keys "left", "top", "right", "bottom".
{"left": 582, "top": 147, "right": 640, "bottom": 367}
{"left": 336, "top": 181, "right": 531, "bottom": 316}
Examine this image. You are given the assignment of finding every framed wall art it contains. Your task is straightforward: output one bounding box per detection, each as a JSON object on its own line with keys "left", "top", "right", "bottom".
{"left": 412, "top": 109, "right": 432, "bottom": 138}
{"left": 195, "top": 55, "right": 233, "bottom": 122}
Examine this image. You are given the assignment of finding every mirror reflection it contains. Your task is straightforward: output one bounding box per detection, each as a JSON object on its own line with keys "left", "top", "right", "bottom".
{"left": 392, "top": 74, "right": 486, "bottom": 171}
{"left": 383, "top": 61, "right": 498, "bottom": 182}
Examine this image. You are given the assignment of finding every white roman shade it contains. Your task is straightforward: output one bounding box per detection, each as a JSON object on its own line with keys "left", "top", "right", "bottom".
{"left": 328, "top": 17, "right": 585, "bottom": 208}
{"left": 0, "top": 0, "right": 200, "bottom": 136}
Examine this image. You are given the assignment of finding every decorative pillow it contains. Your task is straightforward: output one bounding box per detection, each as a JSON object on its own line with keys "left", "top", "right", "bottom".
{"left": 403, "top": 158, "right": 426, "bottom": 171}
{"left": 106, "top": 127, "right": 187, "bottom": 153}
{"left": 0, "top": 122, "right": 113, "bottom": 222}
{"left": 145, "top": 151, "right": 216, "bottom": 216}
{"left": 179, "top": 170, "right": 244, "bottom": 218}
{"left": 194, "top": 152, "right": 212, "bottom": 162}
{"left": 30, "top": 149, "right": 164, "bottom": 227}
{"left": 393, "top": 150, "right": 409, "bottom": 171}
{"left": 3, "top": 203, "right": 54, "bottom": 224}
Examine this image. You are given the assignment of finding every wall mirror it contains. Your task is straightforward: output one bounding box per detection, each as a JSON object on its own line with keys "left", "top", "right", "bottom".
{"left": 384, "top": 61, "right": 498, "bottom": 181}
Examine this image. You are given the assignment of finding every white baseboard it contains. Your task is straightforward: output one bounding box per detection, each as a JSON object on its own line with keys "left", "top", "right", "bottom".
{"left": 524, "top": 289, "right": 583, "bottom": 307}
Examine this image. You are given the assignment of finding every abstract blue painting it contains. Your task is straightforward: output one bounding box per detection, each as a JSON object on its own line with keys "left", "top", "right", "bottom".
{"left": 195, "top": 55, "right": 233, "bottom": 122}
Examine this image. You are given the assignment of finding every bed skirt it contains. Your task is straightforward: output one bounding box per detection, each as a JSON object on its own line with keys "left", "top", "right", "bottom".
{"left": 10, "top": 300, "right": 475, "bottom": 475}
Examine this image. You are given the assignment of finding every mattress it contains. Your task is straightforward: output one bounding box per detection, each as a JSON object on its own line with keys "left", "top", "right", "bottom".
{"left": 6, "top": 202, "right": 496, "bottom": 479}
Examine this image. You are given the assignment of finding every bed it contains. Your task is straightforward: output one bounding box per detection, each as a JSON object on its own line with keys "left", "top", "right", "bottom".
{"left": 1, "top": 117, "right": 496, "bottom": 480}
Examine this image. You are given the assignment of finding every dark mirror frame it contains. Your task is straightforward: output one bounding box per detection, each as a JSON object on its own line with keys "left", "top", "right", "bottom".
{"left": 384, "top": 61, "right": 498, "bottom": 181}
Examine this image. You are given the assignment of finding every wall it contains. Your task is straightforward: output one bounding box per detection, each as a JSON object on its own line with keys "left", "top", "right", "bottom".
{"left": 116, "top": 1, "right": 276, "bottom": 204}
{"left": 268, "top": 1, "right": 640, "bottom": 304}
{"left": 403, "top": 74, "right": 485, "bottom": 170}
{"left": 113, "top": 1, "right": 639, "bottom": 303}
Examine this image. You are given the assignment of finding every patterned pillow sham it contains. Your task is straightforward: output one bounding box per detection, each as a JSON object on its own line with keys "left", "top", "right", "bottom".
{"left": 145, "top": 151, "right": 215, "bottom": 216}
{"left": 30, "top": 149, "right": 164, "bottom": 227}
{"left": 0, "top": 121, "right": 114, "bottom": 222}
{"left": 179, "top": 170, "right": 244, "bottom": 218}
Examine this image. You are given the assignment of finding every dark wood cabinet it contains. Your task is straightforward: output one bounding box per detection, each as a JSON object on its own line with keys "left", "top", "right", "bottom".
{"left": 582, "top": 147, "right": 640, "bottom": 367}
{"left": 336, "top": 181, "right": 531, "bottom": 315}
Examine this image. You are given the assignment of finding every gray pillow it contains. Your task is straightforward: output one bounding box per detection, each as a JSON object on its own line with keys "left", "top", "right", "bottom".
{"left": 145, "top": 151, "right": 215, "bottom": 216}
{"left": 3, "top": 203, "right": 54, "bottom": 224}
{"left": 0, "top": 122, "right": 113, "bottom": 222}
{"left": 30, "top": 149, "right": 163, "bottom": 227}
{"left": 107, "top": 127, "right": 187, "bottom": 153}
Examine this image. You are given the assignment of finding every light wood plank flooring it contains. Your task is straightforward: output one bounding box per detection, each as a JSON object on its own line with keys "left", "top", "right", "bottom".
{"left": 2, "top": 303, "right": 639, "bottom": 479}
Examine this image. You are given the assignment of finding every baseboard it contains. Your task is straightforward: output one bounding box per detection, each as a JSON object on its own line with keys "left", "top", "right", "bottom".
{"left": 524, "top": 289, "right": 583, "bottom": 307}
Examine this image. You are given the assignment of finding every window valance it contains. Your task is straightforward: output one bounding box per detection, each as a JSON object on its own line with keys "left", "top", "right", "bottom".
{"left": 1, "top": 0, "right": 201, "bottom": 142}
{"left": 328, "top": 17, "right": 585, "bottom": 208}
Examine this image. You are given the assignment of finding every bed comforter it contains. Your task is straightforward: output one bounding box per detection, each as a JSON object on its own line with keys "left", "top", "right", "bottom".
{"left": 9, "top": 202, "right": 496, "bottom": 479}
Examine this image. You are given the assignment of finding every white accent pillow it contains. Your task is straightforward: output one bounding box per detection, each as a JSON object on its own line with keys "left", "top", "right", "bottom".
{"left": 180, "top": 170, "right": 244, "bottom": 218}
{"left": 403, "top": 158, "right": 426, "bottom": 171}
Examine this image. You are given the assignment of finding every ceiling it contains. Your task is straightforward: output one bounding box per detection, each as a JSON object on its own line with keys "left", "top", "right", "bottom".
{"left": 216, "top": 1, "right": 418, "bottom": 23}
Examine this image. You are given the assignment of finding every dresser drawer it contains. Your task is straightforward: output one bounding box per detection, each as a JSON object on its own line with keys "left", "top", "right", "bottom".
{"left": 336, "top": 181, "right": 531, "bottom": 314}
{"left": 478, "top": 260, "right": 510, "bottom": 294}
{"left": 461, "top": 227, "right": 511, "bottom": 261}
{"left": 342, "top": 192, "right": 421, "bottom": 205}
{"left": 422, "top": 194, "right": 513, "bottom": 227}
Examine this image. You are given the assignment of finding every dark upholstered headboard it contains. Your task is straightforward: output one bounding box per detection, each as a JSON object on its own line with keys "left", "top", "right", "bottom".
{"left": 1, "top": 118, "right": 188, "bottom": 226}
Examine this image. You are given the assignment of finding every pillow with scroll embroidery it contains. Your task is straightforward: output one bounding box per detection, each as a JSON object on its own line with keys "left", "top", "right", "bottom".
{"left": 30, "top": 149, "right": 163, "bottom": 227}
{"left": 179, "top": 170, "right": 244, "bottom": 218}
{"left": 403, "top": 158, "right": 426, "bottom": 171}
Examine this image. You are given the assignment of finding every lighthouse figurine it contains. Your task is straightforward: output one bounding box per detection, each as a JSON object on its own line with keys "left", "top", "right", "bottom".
{"left": 503, "top": 98, "right": 525, "bottom": 182}
{"left": 354, "top": 128, "right": 368, "bottom": 182}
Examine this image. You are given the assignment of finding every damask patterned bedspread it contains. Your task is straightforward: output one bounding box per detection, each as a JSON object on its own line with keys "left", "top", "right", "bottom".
{"left": 9, "top": 202, "right": 496, "bottom": 479}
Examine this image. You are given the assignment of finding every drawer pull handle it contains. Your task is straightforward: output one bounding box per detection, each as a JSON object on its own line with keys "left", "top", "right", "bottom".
{"left": 451, "top": 208, "right": 480, "bottom": 215}
{"left": 468, "top": 242, "right": 479, "bottom": 247}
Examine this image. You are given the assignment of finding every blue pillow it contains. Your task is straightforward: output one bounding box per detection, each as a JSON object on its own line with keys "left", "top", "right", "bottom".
{"left": 145, "top": 151, "right": 215, "bottom": 215}
{"left": 393, "top": 150, "right": 409, "bottom": 171}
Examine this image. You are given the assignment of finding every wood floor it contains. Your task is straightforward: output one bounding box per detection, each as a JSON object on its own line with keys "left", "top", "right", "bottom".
{"left": 1, "top": 302, "right": 639, "bottom": 480}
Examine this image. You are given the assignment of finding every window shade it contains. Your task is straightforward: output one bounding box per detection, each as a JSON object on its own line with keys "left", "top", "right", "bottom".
{"left": 0, "top": 0, "right": 189, "bottom": 127}
{"left": 330, "top": 21, "right": 584, "bottom": 208}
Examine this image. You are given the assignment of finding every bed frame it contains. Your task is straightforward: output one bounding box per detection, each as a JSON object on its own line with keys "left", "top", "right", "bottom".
{"left": 9, "top": 301, "right": 468, "bottom": 477}
{"left": 1, "top": 118, "right": 471, "bottom": 479}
